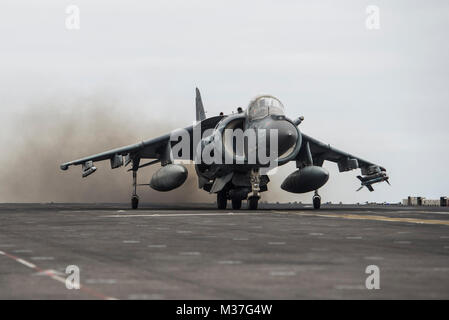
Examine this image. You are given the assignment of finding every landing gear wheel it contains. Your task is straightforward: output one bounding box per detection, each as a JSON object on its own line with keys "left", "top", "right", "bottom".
{"left": 131, "top": 168, "right": 139, "bottom": 210}
{"left": 232, "top": 199, "right": 242, "bottom": 210}
{"left": 217, "top": 191, "right": 227, "bottom": 209}
{"left": 131, "top": 196, "right": 139, "bottom": 210}
{"left": 313, "top": 195, "right": 321, "bottom": 209}
{"left": 248, "top": 196, "right": 259, "bottom": 210}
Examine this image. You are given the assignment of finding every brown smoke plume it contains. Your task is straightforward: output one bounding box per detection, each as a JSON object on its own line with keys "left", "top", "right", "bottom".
{"left": 0, "top": 94, "right": 213, "bottom": 204}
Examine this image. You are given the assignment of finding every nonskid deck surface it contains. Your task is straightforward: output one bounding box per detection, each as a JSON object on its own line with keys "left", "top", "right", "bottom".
{"left": 0, "top": 203, "right": 448, "bottom": 299}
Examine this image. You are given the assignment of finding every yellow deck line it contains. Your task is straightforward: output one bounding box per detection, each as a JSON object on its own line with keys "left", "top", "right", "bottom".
{"left": 274, "top": 211, "right": 449, "bottom": 226}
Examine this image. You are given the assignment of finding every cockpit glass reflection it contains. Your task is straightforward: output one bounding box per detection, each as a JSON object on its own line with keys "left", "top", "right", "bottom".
{"left": 247, "top": 96, "right": 285, "bottom": 121}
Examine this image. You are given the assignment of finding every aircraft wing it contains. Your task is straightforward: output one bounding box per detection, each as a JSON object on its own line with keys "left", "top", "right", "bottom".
{"left": 60, "top": 88, "right": 224, "bottom": 175}
{"left": 60, "top": 133, "right": 170, "bottom": 171}
{"left": 59, "top": 123, "right": 197, "bottom": 173}
{"left": 60, "top": 114, "right": 224, "bottom": 174}
{"left": 299, "top": 133, "right": 386, "bottom": 175}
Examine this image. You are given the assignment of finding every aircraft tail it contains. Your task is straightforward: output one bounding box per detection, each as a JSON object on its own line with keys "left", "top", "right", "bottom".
{"left": 195, "top": 87, "right": 206, "bottom": 122}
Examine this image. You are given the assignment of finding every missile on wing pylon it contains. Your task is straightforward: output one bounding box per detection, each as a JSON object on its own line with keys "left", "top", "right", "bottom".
{"left": 356, "top": 172, "right": 390, "bottom": 192}
{"left": 82, "top": 161, "right": 97, "bottom": 178}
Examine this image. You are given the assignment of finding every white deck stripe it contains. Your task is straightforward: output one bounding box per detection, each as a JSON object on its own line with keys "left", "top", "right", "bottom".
{"left": 102, "top": 212, "right": 243, "bottom": 218}
{"left": 16, "top": 258, "right": 36, "bottom": 269}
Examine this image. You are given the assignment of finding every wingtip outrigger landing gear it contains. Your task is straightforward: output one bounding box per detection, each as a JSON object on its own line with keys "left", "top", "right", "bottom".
{"left": 131, "top": 195, "right": 139, "bottom": 210}
{"left": 313, "top": 190, "right": 321, "bottom": 209}
{"left": 131, "top": 170, "right": 139, "bottom": 209}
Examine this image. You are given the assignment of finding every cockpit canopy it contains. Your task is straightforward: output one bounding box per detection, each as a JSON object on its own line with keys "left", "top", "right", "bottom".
{"left": 246, "top": 95, "right": 285, "bottom": 121}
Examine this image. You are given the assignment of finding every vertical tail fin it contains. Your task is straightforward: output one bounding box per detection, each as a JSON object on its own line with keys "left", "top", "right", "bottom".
{"left": 195, "top": 87, "right": 206, "bottom": 121}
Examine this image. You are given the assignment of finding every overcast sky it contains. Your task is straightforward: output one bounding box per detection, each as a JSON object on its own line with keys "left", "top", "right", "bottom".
{"left": 0, "top": 0, "right": 448, "bottom": 203}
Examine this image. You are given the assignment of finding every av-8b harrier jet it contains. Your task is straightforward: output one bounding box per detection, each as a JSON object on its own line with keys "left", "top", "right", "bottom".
{"left": 60, "top": 88, "right": 388, "bottom": 210}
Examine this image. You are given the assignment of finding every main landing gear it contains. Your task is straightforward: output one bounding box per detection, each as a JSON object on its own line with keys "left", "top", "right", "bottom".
{"left": 131, "top": 170, "right": 139, "bottom": 209}
{"left": 217, "top": 191, "right": 258, "bottom": 210}
{"left": 232, "top": 198, "right": 242, "bottom": 210}
{"left": 216, "top": 169, "right": 261, "bottom": 210}
{"left": 217, "top": 191, "right": 244, "bottom": 210}
{"left": 217, "top": 190, "right": 227, "bottom": 209}
{"left": 313, "top": 190, "right": 321, "bottom": 210}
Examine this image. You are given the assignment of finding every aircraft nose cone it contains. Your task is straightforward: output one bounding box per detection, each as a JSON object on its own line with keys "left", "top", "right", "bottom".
{"left": 265, "top": 120, "right": 298, "bottom": 158}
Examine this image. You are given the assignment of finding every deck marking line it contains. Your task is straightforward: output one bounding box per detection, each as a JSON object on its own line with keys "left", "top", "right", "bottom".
{"left": 102, "top": 212, "right": 250, "bottom": 218}
{"left": 0, "top": 250, "right": 117, "bottom": 300}
{"left": 273, "top": 211, "right": 449, "bottom": 226}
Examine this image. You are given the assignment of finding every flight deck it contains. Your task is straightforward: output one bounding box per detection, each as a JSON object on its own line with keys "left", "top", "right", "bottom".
{"left": 0, "top": 203, "right": 448, "bottom": 299}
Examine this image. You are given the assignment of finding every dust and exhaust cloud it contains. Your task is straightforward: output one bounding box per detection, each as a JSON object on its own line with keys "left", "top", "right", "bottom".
{"left": 0, "top": 95, "right": 213, "bottom": 203}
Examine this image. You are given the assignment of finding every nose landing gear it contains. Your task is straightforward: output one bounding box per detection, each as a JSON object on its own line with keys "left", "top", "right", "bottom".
{"left": 248, "top": 169, "right": 260, "bottom": 210}
{"left": 248, "top": 196, "right": 259, "bottom": 210}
